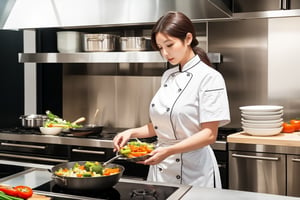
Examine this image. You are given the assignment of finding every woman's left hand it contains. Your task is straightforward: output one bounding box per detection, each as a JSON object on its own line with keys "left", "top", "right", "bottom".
{"left": 141, "top": 147, "right": 170, "bottom": 165}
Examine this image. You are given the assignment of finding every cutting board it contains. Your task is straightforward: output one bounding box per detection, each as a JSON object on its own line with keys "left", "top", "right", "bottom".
{"left": 227, "top": 131, "right": 300, "bottom": 147}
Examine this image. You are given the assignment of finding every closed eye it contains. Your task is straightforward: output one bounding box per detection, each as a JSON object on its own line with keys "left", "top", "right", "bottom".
{"left": 166, "top": 43, "right": 173, "bottom": 48}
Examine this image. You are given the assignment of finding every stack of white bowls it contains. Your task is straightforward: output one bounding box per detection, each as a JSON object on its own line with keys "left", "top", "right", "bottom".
{"left": 240, "top": 105, "right": 284, "bottom": 136}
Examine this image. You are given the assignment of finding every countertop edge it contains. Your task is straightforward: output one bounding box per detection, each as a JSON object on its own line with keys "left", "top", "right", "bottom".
{"left": 227, "top": 131, "right": 300, "bottom": 147}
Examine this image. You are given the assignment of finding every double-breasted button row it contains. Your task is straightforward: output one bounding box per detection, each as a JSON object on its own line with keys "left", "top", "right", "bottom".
{"left": 151, "top": 103, "right": 171, "bottom": 112}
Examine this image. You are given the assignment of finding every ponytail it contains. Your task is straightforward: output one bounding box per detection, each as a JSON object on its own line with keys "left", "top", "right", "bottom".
{"left": 193, "top": 47, "right": 213, "bottom": 67}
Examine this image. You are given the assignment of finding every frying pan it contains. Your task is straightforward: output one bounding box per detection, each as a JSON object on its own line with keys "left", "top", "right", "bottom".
{"left": 69, "top": 125, "right": 103, "bottom": 136}
{"left": 50, "top": 161, "right": 124, "bottom": 190}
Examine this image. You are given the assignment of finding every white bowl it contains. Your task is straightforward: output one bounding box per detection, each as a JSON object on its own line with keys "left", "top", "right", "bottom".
{"left": 242, "top": 121, "right": 283, "bottom": 129}
{"left": 40, "top": 127, "right": 63, "bottom": 135}
{"left": 241, "top": 113, "right": 283, "bottom": 120}
{"left": 241, "top": 110, "right": 283, "bottom": 116}
{"left": 242, "top": 118, "right": 283, "bottom": 124}
{"left": 240, "top": 105, "right": 283, "bottom": 112}
{"left": 242, "top": 126, "right": 283, "bottom": 136}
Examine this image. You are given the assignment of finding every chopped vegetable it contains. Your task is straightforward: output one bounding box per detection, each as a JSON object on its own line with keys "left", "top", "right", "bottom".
{"left": 55, "top": 161, "right": 120, "bottom": 177}
{"left": 0, "top": 185, "right": 33, "bottom": 200}
{"left": 120, "top": 140, "right": 154, "bottom": 158}
{"left": 103, "top": 168, "right": 121, "bottom": 176}
{"left": 14, "top": 186, "right": 33, "bottom": 199}
{"left": 44, "top": 110, "right": 82, "bottom": 129}
{"left": 0, "top": 186, "right": 18, "bottom": 197}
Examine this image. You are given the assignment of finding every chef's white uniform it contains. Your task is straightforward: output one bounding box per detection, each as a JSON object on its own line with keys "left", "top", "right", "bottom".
{"left": 148, "top": 55, "right": 230, "bottom": 188}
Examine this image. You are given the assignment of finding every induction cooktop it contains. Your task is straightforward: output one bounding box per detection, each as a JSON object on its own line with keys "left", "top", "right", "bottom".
{"left": 34, "top": 180, "right": 178, "bottom": 200}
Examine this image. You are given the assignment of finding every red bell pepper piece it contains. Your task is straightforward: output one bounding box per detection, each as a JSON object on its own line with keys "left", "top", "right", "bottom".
{"left": 0, "top": 185, "right": 18, "bottom": 197}
{"left": 14, "top": 185, "right": 33, "bottom": 199}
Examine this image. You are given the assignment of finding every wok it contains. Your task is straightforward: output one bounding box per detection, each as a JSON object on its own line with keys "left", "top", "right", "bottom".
{"left": 50, "top": 161, "right": 124, "bottom": 190}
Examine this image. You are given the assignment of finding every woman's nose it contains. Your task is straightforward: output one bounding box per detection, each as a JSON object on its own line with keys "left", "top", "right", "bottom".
{"left": 161, "top": 49, "right": 168, "bottom": 58}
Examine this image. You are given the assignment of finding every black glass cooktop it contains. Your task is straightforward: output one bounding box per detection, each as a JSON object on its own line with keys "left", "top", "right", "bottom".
{"left": 34, "top": 180, "right": 178, "bottom": 200}
{"left": 0, "top": 164, "right": 29, "bottom": 178}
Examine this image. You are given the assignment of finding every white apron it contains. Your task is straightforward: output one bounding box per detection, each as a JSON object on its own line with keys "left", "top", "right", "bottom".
{"left": 148, "top": 55, "right": 230, "bottom": 188}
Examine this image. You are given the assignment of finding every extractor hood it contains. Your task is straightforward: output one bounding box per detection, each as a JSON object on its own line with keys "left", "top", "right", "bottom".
{"left": 0, "top": 0, "right": 232, "bottom": 30}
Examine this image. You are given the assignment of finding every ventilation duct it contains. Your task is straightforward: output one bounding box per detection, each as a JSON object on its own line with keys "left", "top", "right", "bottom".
{"left": 0, "top": 0, "right": 232, "bottom": 30}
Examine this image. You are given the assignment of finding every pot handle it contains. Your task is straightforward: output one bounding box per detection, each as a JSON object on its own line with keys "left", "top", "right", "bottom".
{"left": 52, "top": 174, "right": 67, "bottom": 186}
{"left": 138, "top": 37, "right": 146, "bottom": 46}
{"left": 87, "top": 37, "right": 104, "bottom": 42}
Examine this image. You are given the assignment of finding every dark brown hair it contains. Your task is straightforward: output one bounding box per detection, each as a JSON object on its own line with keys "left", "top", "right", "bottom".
{"left": 151, "top": 11, "right": 212, "bottom": 67}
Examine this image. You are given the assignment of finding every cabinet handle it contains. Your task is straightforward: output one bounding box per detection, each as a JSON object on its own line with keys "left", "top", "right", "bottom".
{"left": 0, "top": 153, "right": 68, "bottom": 163}
{"left": 218, "top": 163, "right": 227, "bottom": 168}
{"left": 232, "top": 153, "right": 280, "bottom": 161}
{"left": 0, "top": 142, "right": 46, "bottom": 149}
{"left": 291, "top": 158, "right": 300, "bottom": 162}
{"left": 72, "top": 148, "right": 105, "bottom": 155}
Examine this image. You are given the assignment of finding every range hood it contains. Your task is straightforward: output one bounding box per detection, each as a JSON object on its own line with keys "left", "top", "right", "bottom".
{"left": 0, "top": 0, "right": 232, "bottom": 30}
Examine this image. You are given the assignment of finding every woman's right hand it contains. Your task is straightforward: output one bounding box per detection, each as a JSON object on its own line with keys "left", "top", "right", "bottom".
{"left": 113, "top": 129, "right": 132, "bottom": 152}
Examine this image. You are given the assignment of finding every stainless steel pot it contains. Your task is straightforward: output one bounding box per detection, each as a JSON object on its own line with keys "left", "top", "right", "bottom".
{"left": 20, "top": 114, "right": 48, "bottom": 128}
{"left": 119, "top": 37, "right": 150, "bottom": 51}
{"left": 83, "top": 33, "right": 117, "bottom": 52}
{"left": 51, "top": 161, "right": 124, "bottom": 190}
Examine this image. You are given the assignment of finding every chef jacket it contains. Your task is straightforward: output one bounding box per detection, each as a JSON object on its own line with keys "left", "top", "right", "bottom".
{"left": 148, "top": 55, "right": 230, "bottom": 188}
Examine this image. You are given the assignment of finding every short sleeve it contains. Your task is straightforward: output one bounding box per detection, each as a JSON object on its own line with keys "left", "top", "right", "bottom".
{"left": 199, "top": 72, "right": 230, "bottom": 127}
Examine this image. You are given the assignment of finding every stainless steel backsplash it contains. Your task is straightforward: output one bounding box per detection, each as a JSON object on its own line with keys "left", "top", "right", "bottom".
{"left": 63, "top": 73, "right": 161, "bottom": 128}
{"left": 208, "top": 18, "right": 269, "bottom": 128}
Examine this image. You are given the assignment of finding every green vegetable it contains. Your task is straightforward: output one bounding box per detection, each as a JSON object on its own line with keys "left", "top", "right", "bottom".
{"left": 45, "top": 110, "right": 59, "bottom": 120}
{"left": 73, "top": 162, "right": 80, "bottom": 170}
{"left": 0, "top": 191, "right": 23, "bottom": 200}
{"left": 44, "top": 110, "right": 82, "bottom": 128}
{"left": 120, "top": 147, "right": 131, "bottom": 155}
{"left": 83, "top": 172, "right": 92, "bottom": 177}
{"left": 91, "top": 164, "right": 103, "bottom": 174}
{"left": 84, "top": 161, "right": 103, "bottom": 174}
{"left": 84, "top": 161, "right": 94, "bottom": 171}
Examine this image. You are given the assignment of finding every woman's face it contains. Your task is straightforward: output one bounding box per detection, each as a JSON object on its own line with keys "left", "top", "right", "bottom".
{"left": 155, "top": 32, "right": 194, "bottom": 66}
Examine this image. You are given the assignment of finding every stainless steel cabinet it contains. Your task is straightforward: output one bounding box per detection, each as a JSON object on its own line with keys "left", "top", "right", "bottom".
{"left": 233, "top": 0, "right": 282, "bottom": 12}
{"left": 229, "top": 150, "right": 286, "bottom": 195}
{"left": 287, "top": 155, "right": 300, "bottom": 197}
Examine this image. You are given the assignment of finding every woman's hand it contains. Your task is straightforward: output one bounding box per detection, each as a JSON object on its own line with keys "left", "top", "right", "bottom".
{"left": 113, "top": 123, "right": 157, "bottom": 152}
{"left": 113, "top": 129, "right": 132, "bottom": 152}
{"left": 142, "top": 147, "right": 171, "bottom": 165}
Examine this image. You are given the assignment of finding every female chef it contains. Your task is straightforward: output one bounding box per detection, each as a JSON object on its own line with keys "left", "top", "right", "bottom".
{"left": 113, "top": 11, "right": 230, "bottom": 188}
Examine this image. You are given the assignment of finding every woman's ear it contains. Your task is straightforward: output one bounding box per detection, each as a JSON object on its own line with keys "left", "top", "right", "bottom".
{"left": 185, "top": 32, "right": 193, "bottom": 45}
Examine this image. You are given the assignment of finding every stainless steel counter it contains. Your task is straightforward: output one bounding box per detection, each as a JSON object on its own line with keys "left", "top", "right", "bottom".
{"left": 181, "top": 187, "right": 300, "bottom": 200}
{"left": 1, "top": 162, "right": 299, "bottom": 200}
{"left": 0, "top": 132, "right": 113, "bottom": 148}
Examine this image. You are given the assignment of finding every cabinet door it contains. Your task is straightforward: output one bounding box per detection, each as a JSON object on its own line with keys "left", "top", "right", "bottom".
{"left": 287, "top": 155, "right": 300, "bottom": 197}
{"left": 229, "top": 151, "right": 286, "bottom": 195}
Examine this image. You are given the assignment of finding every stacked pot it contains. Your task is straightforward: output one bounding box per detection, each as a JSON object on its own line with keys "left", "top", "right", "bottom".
{"left": 57, "top": 31, "right": 152, "bottom": 53}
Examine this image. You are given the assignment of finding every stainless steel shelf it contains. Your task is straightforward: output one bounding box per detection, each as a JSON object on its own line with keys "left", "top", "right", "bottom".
{"left": 18, "top": 51, "right": 165, "bottom": 63}
{"left": 19, "top": 52, "right": 222, "bottom": 64}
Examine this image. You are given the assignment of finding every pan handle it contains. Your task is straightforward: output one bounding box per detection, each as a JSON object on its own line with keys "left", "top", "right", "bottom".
{"left": 52, "top": 174, "right": 67, "bottom": 186}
